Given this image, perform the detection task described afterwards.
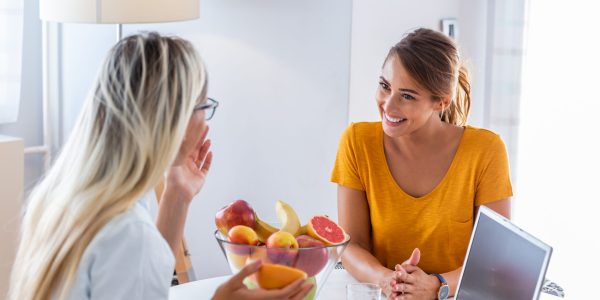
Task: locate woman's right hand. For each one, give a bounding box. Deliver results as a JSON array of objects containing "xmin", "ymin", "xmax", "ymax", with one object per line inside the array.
[
  {"xmin": 212, "ymin": 261, "xmax": 314, "ymax": 300},
  {"xmin": 378, "ymin": 269, "xmax": 403, "ymax": 299}
]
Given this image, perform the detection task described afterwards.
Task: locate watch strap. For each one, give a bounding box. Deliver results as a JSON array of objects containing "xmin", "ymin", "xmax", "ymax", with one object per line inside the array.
[
  {"xmin": 431, "ymin": 273, "xmax": 449, "ymax": 300},
  {"xmin": 431, "ymin": 273, "xmax": 447, "ymax": 285}
]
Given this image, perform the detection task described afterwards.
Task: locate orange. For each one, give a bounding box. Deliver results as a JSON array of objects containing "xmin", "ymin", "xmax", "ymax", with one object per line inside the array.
[{"xmin": 256, "ymin": 263, "xmax": 307, "ymax": 290}]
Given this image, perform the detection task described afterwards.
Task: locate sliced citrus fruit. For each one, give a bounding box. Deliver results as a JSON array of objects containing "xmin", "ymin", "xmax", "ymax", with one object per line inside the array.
[
  {"xmin": 256, "ymin": 263, "xmax": 307, "ymax": 290},
  {"xmin": 307, "ymin": 215, "xmax": 347, "ymax": 245}
]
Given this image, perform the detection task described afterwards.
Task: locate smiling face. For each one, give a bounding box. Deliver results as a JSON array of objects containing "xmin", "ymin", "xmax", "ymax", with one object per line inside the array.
[{"xmin": 376, "ymin": 54, "xmax": 448, "ymax": 138}]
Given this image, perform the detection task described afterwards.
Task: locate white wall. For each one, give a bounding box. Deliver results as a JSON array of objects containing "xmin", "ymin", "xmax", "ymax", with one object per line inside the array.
[
  {"xmin": 347, "ymin": 0, "xmax": 526, "ymax": 183},
  {"xmin": 349, "ymin": 0, "xmax": 457, "ymax": 122},
  {"xmin": 348, "ymin": 0, "xmax": 488, "ymax": 127},
  {"xmin": 457, "ymin": 0, "xmax": 488, "ymax": 127},
  {"xmin": 59, "ymin": 0, "xmax": 351, "ymax": 279}
]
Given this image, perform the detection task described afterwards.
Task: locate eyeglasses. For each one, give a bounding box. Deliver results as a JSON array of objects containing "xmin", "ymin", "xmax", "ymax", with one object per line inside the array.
[{"xmin": 194, "ymin": 97, "xmax": 219, "ymax": 120}]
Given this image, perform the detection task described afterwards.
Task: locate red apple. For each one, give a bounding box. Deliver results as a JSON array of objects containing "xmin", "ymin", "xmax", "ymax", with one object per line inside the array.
[
  {"xmin": 294, "ymin": 235, "xmax": 328, "ymax": 277},
  {"xmin": 266, "ymin": 231, "xmax": 298, "ymax": 266},
  {"xmin": 215, "ymin": 200, "xmax": 256, "ymax": 235}
]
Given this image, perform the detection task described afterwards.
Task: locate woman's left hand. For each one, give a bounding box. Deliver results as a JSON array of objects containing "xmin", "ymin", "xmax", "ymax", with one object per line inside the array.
[
  {"xmin": 165, "ymin": 125, "xmax": 213, "ymax": 203},
  {"xmin": 390, "ymin": 264, "xmax": 439, "ymax": 300}
]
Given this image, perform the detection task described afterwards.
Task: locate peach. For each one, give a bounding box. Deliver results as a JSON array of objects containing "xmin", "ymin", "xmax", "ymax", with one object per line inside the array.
[
  {"xmin": 294, "ymin": 235, "xmax": 328, "ymax": 277},
  {"xmin": 215, "ymin": 200, "xmax": 256, "ymax": 235},
  {"xmin": 266, "ymin": 231, "xmax": 298, "ymax": 266},
  {"xmin": 228, "ymin": 225, "xmax": 259, "ymax": 245},
  {"xmin": 226, "ymin": 225, "xmax": 259, "ymax": 256},
  {"xmin": 266, "ymin": 231, "xmax": 299, "ymax": 248}
]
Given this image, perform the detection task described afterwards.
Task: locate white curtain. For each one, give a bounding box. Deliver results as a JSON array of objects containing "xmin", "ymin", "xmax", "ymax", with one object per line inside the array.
[
  {"xmin": 517, "ymin": 0, "xmax": 600, "ymax": 297},
  {"xmin": 0, "ymin": 0, "xmax": 24, "ymax": 124},
  {"xmin": 483, "ymin": 0, "xmax": 527, "ymax": 183}
]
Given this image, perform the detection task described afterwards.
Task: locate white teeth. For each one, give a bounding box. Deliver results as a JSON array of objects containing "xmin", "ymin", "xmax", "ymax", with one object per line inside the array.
[{"xmin": 385, "ymin": 113, "xmax": 405, "ymax": 123}]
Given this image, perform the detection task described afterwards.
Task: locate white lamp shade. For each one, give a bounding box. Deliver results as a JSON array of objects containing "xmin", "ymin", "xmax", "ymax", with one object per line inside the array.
[{"xmin": 40, "ymin": 0, "xmax": 199, "ymax": 24}]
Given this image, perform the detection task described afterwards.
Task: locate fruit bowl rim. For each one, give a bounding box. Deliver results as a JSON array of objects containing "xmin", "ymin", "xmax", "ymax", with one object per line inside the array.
[{"xmin": 214, "ymin": 230, "xmax": 350, "ymax": 250}]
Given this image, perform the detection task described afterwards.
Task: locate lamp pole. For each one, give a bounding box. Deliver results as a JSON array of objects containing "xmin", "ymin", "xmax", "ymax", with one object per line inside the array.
[{"xmin": 117, "ymin": 23, "xmax": 122, "ymax": 41}]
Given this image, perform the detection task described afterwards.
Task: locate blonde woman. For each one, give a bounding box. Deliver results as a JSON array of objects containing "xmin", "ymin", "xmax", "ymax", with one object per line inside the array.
[{"xmin": 9, "ymin": 33, "xmax": 312, "ymax": 300}]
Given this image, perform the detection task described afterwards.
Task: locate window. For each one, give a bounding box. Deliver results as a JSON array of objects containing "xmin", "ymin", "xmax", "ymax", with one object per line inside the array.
[
  {"xmin": 517, "ymin": 0, "xmax": 600, "ymax": 297},
  {"xmin": 0, "ymin": 0, "xmax": 24, "ymax": 124}
]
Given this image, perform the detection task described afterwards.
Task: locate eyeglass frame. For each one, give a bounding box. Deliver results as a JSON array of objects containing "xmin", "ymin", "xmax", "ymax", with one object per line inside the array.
[{"xmin": 194, "ymin": 97, "xmax": 219, "ymax": 120}]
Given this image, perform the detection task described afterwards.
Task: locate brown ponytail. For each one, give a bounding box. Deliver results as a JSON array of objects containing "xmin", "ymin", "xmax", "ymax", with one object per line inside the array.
[
  {"xmin": 441, "ymin": 63, "xmax": 471, "ymax": 125},
  {"xmin": 387, "ymin": 28, "xmax": 472, "ymax": 126}
]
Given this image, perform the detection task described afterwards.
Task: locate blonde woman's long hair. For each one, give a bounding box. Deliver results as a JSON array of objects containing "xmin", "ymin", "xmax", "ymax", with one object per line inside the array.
[{"xmin": 9, "ymin": 32, "xmax": 207, "ymax": 300}]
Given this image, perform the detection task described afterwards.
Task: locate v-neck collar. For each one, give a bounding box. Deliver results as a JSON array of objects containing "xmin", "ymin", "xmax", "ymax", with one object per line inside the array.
[{"xmin": 378, "ymin": 124, "xmax": 469, "ymax": 200}]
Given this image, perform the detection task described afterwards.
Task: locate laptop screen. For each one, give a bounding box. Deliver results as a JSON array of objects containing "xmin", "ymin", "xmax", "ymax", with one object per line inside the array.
[{"xmin": 456, "ymin": 208, "xmax": 551, "ymax": 300}]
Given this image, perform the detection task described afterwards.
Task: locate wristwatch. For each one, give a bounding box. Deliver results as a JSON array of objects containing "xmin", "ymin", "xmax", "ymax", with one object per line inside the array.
[{"xmin": 431, "ymin": 273, "xmax": 450, "ymax": 300}]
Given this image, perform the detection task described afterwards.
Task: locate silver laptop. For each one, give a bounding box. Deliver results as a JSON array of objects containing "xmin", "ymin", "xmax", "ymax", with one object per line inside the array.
[{"xmin": 455, "ymin": 206, "xmax": 552, "ymax": 300}]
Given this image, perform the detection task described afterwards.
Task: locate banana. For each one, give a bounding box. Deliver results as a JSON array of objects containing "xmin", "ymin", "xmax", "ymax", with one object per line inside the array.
[
  {"xmin": 295, "ymin": 224, "xmax": 308, "ymax": 237},
  {"xmin": 255, "ymin": 215, "xmax": 279, "ymax": 243},
  {"xmin": 276, "ymin": 200, "xmax": 301, "ymax": 235}
]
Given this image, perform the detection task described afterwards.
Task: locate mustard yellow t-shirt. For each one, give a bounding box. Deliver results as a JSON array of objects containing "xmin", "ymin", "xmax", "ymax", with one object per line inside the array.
[{"xmin": 331, "ymin": 122, "xmax": 513, "ymax": 274}]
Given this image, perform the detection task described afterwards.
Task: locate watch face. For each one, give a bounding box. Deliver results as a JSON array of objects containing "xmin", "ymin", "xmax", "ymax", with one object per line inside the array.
[{"xmin": 439, "ymin": 285, "xmax": 450, "ymax": 300}]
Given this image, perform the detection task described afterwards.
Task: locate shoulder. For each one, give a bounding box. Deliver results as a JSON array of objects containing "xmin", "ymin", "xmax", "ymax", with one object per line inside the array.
[
  {"xmin": 69, "ymin": 202, "xmax": 174, "ymax": 299},
  {"xmin": 463, "ymin": 125, "xmax": 506, "ymax": 149},
  {"xmin": 461, "ymin": 126, "xmax": 509, "ymax": 165},
  {"xmin": 94, "ymin": 203, "xmax": 167, "ymax": 250},
  {"xmin": 348, "ymin": 121, "xmax": 381, "ymax": 135},
  {"xmin": 340, "ymin": 122, "xmax": 381, "ymax": 143},
  {"xmin": 85, "ymin": 202, "xmax": 174, "ymax": 282}
]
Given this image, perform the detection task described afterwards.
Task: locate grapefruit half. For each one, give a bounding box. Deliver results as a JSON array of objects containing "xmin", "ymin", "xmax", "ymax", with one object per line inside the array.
[{"xmin": 307, "ymin": 215, "xmax": 347, "ymax": 245}]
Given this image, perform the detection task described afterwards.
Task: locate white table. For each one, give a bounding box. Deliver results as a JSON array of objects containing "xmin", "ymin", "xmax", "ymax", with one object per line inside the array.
[
  {"xmin": 169, "ymin": 269, "xmax": 359, "ymax": 300},
  {"xmin": 169, "ymin": 269, "xmax": 558, "ymax": 300}
]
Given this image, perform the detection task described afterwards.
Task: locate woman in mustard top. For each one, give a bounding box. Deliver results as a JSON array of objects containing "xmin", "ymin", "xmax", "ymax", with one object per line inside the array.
[{"xmin": 331, "ymin": 28, "xmax": 512, "ymax": 300}]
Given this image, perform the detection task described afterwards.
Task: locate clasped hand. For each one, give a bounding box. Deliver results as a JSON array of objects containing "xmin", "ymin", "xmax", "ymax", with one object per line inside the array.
[{"xmin": 380, "ymin": 248, "xmax": 440, "ymax": 300}]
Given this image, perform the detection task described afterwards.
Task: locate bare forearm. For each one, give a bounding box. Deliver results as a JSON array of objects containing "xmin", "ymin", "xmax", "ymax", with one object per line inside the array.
[
  {"xmin": 342, "ymin": 243, "xmax": 391, "ymax": 284},
  {"xmin": 156, "ymin": 188, "xmax": 190, "ymax": 255},
  {"xmin": 441, "ymin": 267, "xmax": 462, "ymax": 296}
]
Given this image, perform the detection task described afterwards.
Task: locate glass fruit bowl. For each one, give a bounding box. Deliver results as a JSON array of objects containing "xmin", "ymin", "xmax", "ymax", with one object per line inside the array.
[{"xmin": 215, "ymin": 230, "xmax": 350, "ymax": 300}]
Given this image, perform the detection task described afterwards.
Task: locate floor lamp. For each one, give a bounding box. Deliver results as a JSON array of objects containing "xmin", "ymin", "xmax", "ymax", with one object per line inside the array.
[
  {"xmin": 31, "ymin": 0, "xmax": 199, "ymax": 169},
  {"xmin": 35, "ymin": 0, "xmax": 200, "ymax": 283}
]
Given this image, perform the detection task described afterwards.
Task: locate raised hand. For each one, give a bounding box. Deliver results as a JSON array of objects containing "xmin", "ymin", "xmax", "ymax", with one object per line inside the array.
[
  {"xmin": 165, "ymin": 125, "xmax": 213, "ymax": 203},
  {"xmin": 157, "ymin": 124, "xmax": 212, "ymax": 255}
]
